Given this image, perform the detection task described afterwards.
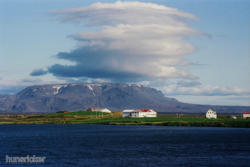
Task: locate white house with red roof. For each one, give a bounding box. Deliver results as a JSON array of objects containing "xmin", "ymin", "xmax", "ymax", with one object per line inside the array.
[
  {"xmin": 243, "ymin": 112, "xmax": 250, "ymax": 119},
  {"xmin": 122, "ymin": 109, "xmax": 157, "ymax": 118}
]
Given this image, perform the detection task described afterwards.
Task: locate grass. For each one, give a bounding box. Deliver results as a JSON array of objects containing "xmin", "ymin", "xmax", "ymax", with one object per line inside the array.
[
  {"xmin": 0, "ymin": 111, "xmax": 249, "ymax": 128},
  {"xmin": 47, "ymin": 111, "xmax": 110, "ymax": 116}
]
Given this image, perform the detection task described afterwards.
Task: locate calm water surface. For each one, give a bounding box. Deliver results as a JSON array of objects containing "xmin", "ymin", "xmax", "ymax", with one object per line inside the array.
[{"xmin": 0, "ymin": 125, "xmax": 249, "ymax": 167}]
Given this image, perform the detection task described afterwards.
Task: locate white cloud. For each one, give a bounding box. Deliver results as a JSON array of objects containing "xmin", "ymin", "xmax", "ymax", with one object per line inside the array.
[
  {"xmin": 174, "ymin": 95, "xmax": 250, "ymax": 106},
  {"xmin": 0, "ymin": 77, "xmax": 61, "ymax": 94},
  {"xmin": 72, "ymin": 24, "xmax": 199, "ymax": 57},
  {"xmin": 157, "ymin": 81, "xmax": 250, "ymax": 96},
  {"xmin": 52, "ymin": 1, "xmax": 197, "ymax": 26},
  {"xmin": 173, "ymin": 85, "xmax": 249, "ymax": 96},
  {"xmin": 28, "ymin": 1, "xmax": 249, "ymax": 106},
  {"xmin": 42, "ymin": 1, "xmax": 201, "ymax": 80},
  {"xmin": 138, "ymin": 79, "xmax": 249, "ymax": 97}
]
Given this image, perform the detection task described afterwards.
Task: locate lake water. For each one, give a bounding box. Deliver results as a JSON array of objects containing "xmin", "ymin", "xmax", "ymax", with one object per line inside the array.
[{"xmin": 0, "ymin": 125, "xmax": 249, "ymax": 167}]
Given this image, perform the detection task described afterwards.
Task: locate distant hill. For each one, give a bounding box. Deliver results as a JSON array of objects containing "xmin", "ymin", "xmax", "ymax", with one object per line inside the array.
[{"xmin": 0, "ymin": 83, "xmax": 249, "ymax": 113}]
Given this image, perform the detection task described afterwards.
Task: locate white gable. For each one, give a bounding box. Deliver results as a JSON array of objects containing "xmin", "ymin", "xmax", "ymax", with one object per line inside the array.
[{"xmin": 206, "ymin": 109, "xmax": 217, "ymax": 119}]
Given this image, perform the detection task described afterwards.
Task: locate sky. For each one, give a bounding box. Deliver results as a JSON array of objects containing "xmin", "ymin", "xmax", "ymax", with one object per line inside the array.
[{"xmin": 0, "ymin": 0, "xmax": 249, "ymax": 106}]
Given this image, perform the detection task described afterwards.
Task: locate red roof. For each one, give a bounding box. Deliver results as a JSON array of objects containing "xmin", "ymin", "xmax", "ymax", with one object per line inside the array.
[
  {"xmin": 243, "ymin": 112, "xmax": 250, "ymax": 114},
  {"xmin": 139, "ymin": 109, "xmax": 157, "ymax": 112},
  {"xmin": 140, "ymin": 109, "xmax": 149, "ymax": 112}
]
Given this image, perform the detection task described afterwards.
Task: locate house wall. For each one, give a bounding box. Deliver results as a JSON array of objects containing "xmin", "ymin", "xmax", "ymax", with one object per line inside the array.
[
  {"xmin": 100, "ymin": 109, "xmax": 112, "ymax": 113},
  {"xmin": 243, "ymin": 114, "xmax": 250, "ymax": 119},
  {"xmin": 122, "ymin": 112, "xmax": 131, "ymax": 118},
  {"xmin": 139, "ymin": 112, "xmax": 157, "ymax": 117},
  {"xmin": 130, "ymin": 112, "xmax": 139, "ymax": 118},
  {"xmin": 206, "ymin": 110, "xmax": 217, "ymax": 119},
  {"xmin": 122, "ymin": 111, "xmax": 157, "ymax": 118},
  {"xmin": 88, "ymin": 108, "xmax": 111, "ymax": 113}
]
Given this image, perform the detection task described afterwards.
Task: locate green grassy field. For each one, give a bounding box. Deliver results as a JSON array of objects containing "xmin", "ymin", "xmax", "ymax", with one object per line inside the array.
[
  {"xmin": 47, "ymin": 111, "xmax": 111, "ymax": 116},
  {"xmin": 0, "ymin": 111, "xmax": 249, "ymax": 128}
]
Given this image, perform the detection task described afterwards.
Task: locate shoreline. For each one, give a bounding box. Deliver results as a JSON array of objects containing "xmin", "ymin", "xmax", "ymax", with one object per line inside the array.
[
  {"xmin": 0, "ymin": 111, "xmax": 249, "ymax": 128},
  {"xmin": 0, "ymin": 118, "xmax": 249, "ymax": 128}
]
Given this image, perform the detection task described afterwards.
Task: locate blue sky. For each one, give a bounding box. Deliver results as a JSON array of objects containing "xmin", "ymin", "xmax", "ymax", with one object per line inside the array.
[{"xmin": 0, "ymin": 0, "xmax": 249, "ymax": 106}]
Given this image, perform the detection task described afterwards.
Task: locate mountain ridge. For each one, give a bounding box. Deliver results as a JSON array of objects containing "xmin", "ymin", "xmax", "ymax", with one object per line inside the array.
[{"xmin": 0, "ymin": 83, "xmax": 249, "ymax": 113}]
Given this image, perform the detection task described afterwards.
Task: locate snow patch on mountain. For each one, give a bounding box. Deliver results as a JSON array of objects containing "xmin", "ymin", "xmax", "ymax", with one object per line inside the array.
[
  {"xmin": 87, "ymin": 84, "xmax": 93, "ymax": 91},
  {"xmin": 52, "ymin": 85, "xmax": 68, "ymax": 95},
  {"xmin": 87, "ymin": 84, "xmax": 95, "ymax": 96}
]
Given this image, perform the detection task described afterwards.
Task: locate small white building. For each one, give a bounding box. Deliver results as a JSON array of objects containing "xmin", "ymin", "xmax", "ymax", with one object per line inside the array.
[
  {"xmin": 231, "ymin": 115, "xmax": 237, "ymax": 120},
  {"xmin": 243, "ymin": 112, "xmax": 250, "ymax": 119},
  {"xmin": 206, "ymin": 109, "xmax": 217, "ymax": 119},
  {"xmin": 122, "ymin": 110, "xmax": 135, "ymax": 118},
  {"xmin": 88, "ymin": 108, "xmax": 112, "ymax": 113},
  {"xmin": 122, "ymin": 109, "xmax": 157, "ymax": 118}
]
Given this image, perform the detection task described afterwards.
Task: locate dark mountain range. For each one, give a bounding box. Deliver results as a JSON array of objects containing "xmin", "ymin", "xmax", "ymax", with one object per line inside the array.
[{"xmin": 0, "ymin": 83, "xmax": 249, "ymax": 113}]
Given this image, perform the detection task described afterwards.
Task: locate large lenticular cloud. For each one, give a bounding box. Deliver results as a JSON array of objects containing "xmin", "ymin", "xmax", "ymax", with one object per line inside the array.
[{"xmin": 31, "ymin": 1, "xmax": 201, "ymax": 81}]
